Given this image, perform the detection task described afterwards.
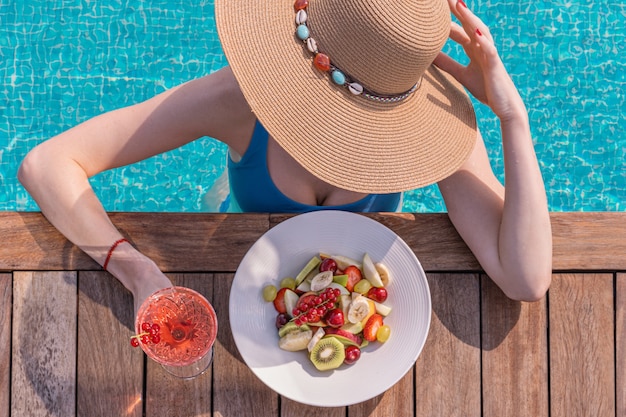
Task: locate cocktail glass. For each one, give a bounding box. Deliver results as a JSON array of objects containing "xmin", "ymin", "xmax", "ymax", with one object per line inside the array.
[{"xmin": 135, "ymin": 286, "xmax": 218, "ymax": 379}]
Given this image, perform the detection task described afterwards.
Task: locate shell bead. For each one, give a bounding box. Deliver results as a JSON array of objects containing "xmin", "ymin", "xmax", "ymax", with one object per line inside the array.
[
  {"xmin": 313, "ymin": 53, "xmax": 331, "ymax": 72},
  {"xmin": 295, "ymin": 10, "xmax": 308, "ymax": 25},
  {"xmin": 306, "ymin": 37, "xmax": 318, "ymax": 53},
  {"xmin": 331, "ymin": 70, "xmax": 346, "ymax": 85},
  {"xmin": 296, "ymin": 24, "xmax": 310, "ymax": 41},
  {"xmin": 348, "ymin": 83, "xmax": 364, "ymax": 95}
]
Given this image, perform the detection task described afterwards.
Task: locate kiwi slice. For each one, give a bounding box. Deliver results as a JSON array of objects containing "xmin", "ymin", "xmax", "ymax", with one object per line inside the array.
[
  {"xmin": 278, "ymin": 322, "xmax": 310, "ymax": 338},
  {"xmin": 309, "ymin": 336, "xmax": 345, "ymax": 371}
]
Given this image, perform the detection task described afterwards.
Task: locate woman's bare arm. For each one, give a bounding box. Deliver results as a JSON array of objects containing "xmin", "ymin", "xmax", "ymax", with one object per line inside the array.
[
  {"xmin": 436, "ymin": 0, "xmax": 552, "ymax": 301},
  {"xmin": 18, "ymin": 67, "xmax": 254, "ymax": 311}
]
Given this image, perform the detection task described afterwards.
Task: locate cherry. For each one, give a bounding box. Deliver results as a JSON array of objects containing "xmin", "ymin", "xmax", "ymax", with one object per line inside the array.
[
  {"xmin": 367, "ymin": 287, "xmax": 388, "ymax": 303},
  {"xmin": 344, "ymin": 345, "xmax": 361, "ymax": 365},
  {"xmin": 324, "ymin": 308, "xmax": 345, "ymax": 328},
  {"xmin": 319, "ymin": 258, "xmax": 338, "ymax": 273}
]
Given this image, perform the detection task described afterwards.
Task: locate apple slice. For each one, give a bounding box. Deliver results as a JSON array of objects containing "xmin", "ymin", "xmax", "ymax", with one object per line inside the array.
[
  {"xmin": 372, "ymin": 300, "xmax": 392, "ymax": 317},
  {"xmin": 362, "ymin": 253, "xmax": 384, "ymax": 288},
  {"xmin": 323, "ymin": 327, "xmax": 363, "ymax": 347},
  {"xmin": 283, "ymin": 289, "xmax": 300, "ymax": 318}
]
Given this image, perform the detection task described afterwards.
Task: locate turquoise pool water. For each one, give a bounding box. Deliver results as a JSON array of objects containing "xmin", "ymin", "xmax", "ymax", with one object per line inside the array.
[{"xmin": 1, "ymin": 0, "xmax": 624, "ymax": 212}]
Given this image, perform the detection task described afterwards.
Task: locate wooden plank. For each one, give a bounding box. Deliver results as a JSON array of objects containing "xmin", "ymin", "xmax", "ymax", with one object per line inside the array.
[
  {"xmin": 212, "ymin": 273, "xmax": 279, "ymax": 416},
  {"xmin": 282, "ymin": 399, "xmax": 345, "ymax": 417},
  {"xmin": 0, "ymin": 274, "xmax": 11, "ymax": 417},
  {"xmin": 76, "ymin": 271, "xmax": 143, "ymax": 416},
  {"xmin": 414, "ymin": 273, "xmax": 481, "ymax": 417},
  {"xmin": 481, "ymin": 276, "xmax": 549, "ymax": 417},
  {"xmin": 4, "ymin": 212, "xmax": 626, "ymax": 272},
  {"xmin": 549, "ymin": 273, "xmax": 615, "ymax": 417},
  {"xmin": 348, "ymin": 370, "xmax": 413, "ymax": 417},
  {"xmin": 550, "ymin": 213, "xmax": 626, "ymax": 270},
  {"xmin": 145, "ymin": 274, "xmax": 213, "ymax": 417},
  {"xmin": 0, "ymin": 212, "xmax": 269, "ymax": 272},
  {"xmin": 617, "ymin": 273, "xmax": 625, "ymax": 417},
  {"xmin": 11, "ymin": 271, "xmax": 77, "ymax": 417}
]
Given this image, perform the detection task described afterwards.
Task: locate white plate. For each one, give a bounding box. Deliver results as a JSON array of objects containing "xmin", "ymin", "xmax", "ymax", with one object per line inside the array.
[{"xmin": 229, "ymin": 211, "xmax": 431, "ymax": 407}]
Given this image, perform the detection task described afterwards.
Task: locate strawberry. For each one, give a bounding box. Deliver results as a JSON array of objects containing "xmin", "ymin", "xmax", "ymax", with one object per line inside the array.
[
  {"xmin": 363, "ymin": 313, "xmax": 384, "ymax": 342},
  {"xmin": 273, "ymin": 287, "xmax": 289, "ymax": 313},
  {"xmin": 343, "ymin": 265, "xmax": 362, "ymax": 292}
]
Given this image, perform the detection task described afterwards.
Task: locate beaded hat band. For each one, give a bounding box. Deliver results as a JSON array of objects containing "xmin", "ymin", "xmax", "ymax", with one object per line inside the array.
[
  {"xmin": 294, "ymin": 0, "xmax": 420, "ymax": 104},
  {"xmin": 215, "ymin": 0, "xmax": 477, "ymax": 194}
]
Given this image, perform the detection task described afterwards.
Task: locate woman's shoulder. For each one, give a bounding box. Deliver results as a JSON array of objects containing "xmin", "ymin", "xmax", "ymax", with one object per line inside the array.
[{"xmin": 188, "ymin": 67, "xmax": 257, "ymax": 149}]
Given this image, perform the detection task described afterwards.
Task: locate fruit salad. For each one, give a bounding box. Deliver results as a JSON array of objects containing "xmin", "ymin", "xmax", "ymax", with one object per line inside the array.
[{"xmin": 263, "ymin": 253, "xmax": 392, "ymax": 371}]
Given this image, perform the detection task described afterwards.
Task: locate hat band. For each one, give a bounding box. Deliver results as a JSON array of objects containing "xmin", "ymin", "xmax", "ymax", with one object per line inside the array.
[{"xmin": 294, "ymin": 0, "xmax": 420, "ymax": 104}]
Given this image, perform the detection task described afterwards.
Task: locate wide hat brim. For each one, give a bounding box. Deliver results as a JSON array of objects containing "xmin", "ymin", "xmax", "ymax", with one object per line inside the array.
[{"xmin": 215, "ymin": 0, "xmax": 477, "ymax": 194}]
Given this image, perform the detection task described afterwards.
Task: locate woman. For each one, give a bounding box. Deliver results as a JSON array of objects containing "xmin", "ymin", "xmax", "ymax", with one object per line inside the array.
[{"xmin": 18, "ymin": 0, "xmax": 552, "ymax": 317}]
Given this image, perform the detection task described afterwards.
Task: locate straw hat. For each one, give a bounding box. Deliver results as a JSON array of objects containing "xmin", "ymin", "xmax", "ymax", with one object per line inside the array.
[{"xmin": 215, "ymin": 0, "xmax": 477, "ymax": 194}]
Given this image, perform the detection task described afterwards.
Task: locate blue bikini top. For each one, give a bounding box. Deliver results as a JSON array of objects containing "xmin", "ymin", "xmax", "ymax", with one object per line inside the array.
[{"xmin": 227, "ymin": 120, "xmax": 402, "ymax": 213}]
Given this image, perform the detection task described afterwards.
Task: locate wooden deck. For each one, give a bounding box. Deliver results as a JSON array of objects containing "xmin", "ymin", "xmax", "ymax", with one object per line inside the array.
[{"xmin": 1, "ymin": 212, "xmax": 624, "ymax": 417}]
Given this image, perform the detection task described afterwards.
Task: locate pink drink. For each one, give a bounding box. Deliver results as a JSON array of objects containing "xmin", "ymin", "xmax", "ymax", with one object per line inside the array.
[{"xmin": 136, "ymin": 287, "xmax": 217, "ymax": 368}]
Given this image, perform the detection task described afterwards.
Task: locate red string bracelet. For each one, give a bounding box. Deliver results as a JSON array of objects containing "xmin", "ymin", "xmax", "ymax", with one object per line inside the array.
[{"xmin": 103, "ymin": 238, "xmax": 130, "ymax": 271}]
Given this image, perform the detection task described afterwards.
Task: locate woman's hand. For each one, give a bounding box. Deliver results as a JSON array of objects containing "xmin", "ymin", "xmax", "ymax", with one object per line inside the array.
[{"xmin": 434, "ymin": 0, "xmax": 526, "ymax": 122}]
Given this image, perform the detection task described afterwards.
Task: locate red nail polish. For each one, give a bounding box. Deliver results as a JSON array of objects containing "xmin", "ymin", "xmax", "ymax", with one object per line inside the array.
[
  {"xmin": 476, "ymin": 28, "xmax": 483, "ymax": 36},
  {"xmin": 458, "ymin": 0, "xmax": 468, "ymax": 8}
]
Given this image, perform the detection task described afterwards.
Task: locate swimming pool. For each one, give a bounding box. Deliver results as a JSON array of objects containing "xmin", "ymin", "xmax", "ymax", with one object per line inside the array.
[{"xmin": 1, "ymin": 0, "xmax": 624, "ymax": 212}]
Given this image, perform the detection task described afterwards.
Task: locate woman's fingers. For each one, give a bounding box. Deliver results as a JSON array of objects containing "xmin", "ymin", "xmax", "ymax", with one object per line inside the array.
[
  {"xmin": 432, "ymin": 51, "xmax": 464, "ymax": 81},
  {"xmin": 449, "ymin": 21, "xmax": 471, "ymax": 46},
  {"xmin": 450, "ymin": 0, "xmax": 494, "ymax": 43}
]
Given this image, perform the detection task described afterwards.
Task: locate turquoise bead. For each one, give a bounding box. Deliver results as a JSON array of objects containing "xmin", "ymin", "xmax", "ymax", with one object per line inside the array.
[
  {"xmin": 296, "ymin": 25, "xmax": 309, "ymax": 41},
  {"xmin": 331, "ymin": 70, "xmax": 346, "ymax": 85}
]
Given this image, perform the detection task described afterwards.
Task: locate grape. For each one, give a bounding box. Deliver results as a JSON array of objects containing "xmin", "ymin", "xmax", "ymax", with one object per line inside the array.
[
  {"xmin": 376, "ymin": 325, "xmax": 391, "ymax": 343},
  {"xmin": 354, "ymin": 279, "xmax": 372, "ymax": 294},
  {"xmin": 280, "ymin": 277, "xmax": 296, "ymax": 290},
  {"xmin": 275, "ymin": 313, "xmax": 289, "ymax": 328},
  {"xmin": 262, "ymin": 285, "xmax": 278, "ymax": 302}
]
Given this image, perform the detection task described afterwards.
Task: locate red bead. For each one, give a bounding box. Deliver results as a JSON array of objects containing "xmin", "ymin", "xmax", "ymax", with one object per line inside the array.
[
  {"xmin": 294, "ymin": 0, "xmax": 308, "ymax": 11},
  {"xmin": 313, "ymin": 53, "xmax": 331, "ymax": 72}
]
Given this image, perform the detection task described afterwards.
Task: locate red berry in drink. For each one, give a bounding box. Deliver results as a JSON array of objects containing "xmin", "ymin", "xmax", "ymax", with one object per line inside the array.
[
  {"xmin": 142, "ymin": 322, "xmax": 151, "ymax": 331},
  {"xmin": 151, "ymin": 323, "xmax": 160, "ymax": 332},
  {"xmin": 344, "ymin": 345, "xmax": 361, "ymax": 364},
  {"xmin": 141, "ymin": 335, "xmax": 150, "ymax": 344},
  {"xmin": 367, "ymin": 287, "xmax": 388, "ymax": 303},
  {"xmin": 324, "ymin": 308, "xmax": 345, "ymax": 328},
  {"xmin": 150, "ymin": 334, "xmax": 161, "ymax": 344},
  {"xmin": 130, "ymin": 337, "xmax": 140, "ymax": 348},
  {"xmin": 319, "ymin": 258, "xmax": 338, "ymax": 273}
]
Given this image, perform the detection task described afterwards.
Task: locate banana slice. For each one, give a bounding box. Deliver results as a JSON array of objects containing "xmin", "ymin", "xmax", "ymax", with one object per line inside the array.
[
  {"xmin": 278, "ymin": 329, "xmax": 313, "ymax": 352},
  {"xmin": 375, "ymin": 262, "xmax": 392, "ymax": 286},
  {"xmin": 347, "ymin": 295, "xmax": 370, "ymax": 323},
  {"xmin": 307, "ymin": 327, "xmax": 326, "ymax": 352},
  {"xmin": 310, "ymin": 271, "xmax": 334, "ymax": 291}
]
